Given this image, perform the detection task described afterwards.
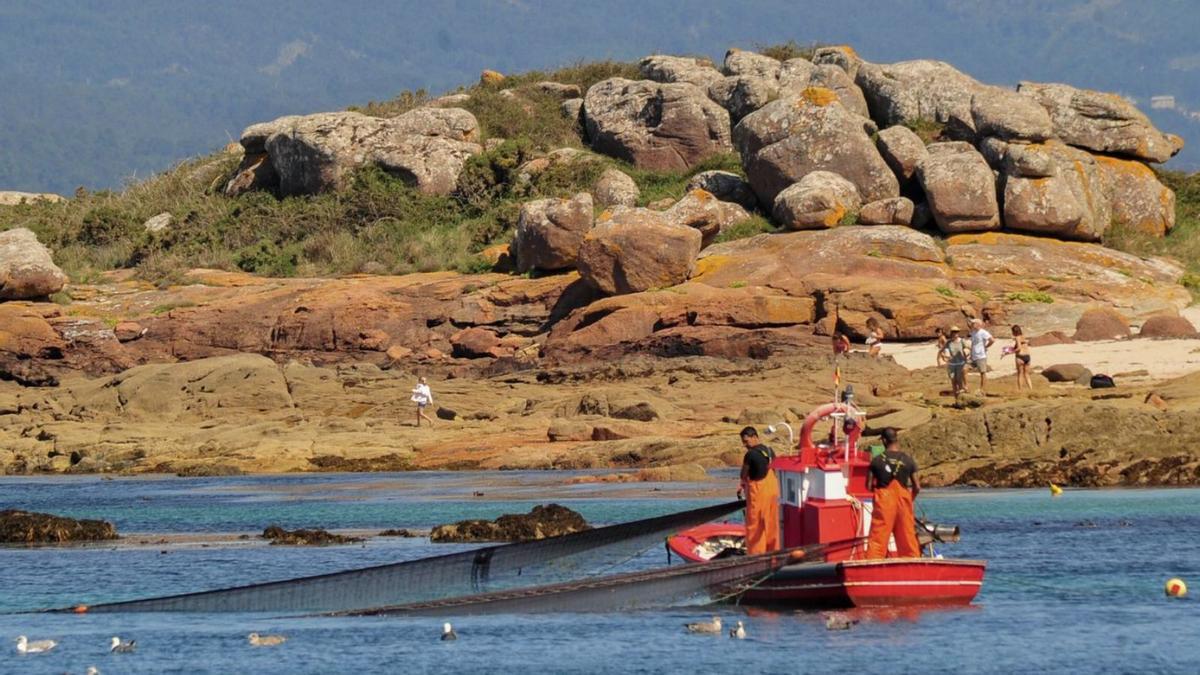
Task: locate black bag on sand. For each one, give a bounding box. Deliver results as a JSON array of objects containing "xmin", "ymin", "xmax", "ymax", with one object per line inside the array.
[{"xmin": 1090, "ymin": 374, "xmax": 1115, "ymax": 389}]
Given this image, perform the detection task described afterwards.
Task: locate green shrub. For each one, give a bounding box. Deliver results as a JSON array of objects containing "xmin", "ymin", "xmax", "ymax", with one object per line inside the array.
[
  {"xmin": 904, "ymin": 118, "xmax": 946, "ymax": 145},
  {"xmin": 1006, "ymin": 291, "xmax": 1054, "ymax": 304},
  {"xmin": 935, "ymin": 285, "xmax": 957, "ymax": 298},
  {"xmin": 714, "ymin": 215, "xmax": 775, "ymax": 244}
]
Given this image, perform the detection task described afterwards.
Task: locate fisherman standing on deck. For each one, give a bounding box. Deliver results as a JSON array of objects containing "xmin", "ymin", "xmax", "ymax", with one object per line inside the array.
[
  {"xmin": 738, "ymin": 427, "xmax": 780, "ymax": 554},
  {"xmin": 865, "ymin": 427, "xmax": 921, "ymax": 560}
]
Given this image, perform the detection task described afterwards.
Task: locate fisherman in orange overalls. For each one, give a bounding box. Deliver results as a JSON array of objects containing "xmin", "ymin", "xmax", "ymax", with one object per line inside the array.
[
  {"xmin": 866, "ymin": 427, "xmax": 922, "ymax": 559},
  {"xmin": 738, "ymin": 427, "xmax": 780, "ymax": 555}
]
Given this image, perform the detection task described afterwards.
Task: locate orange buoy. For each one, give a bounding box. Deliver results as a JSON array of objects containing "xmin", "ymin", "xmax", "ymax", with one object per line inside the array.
[
  {"xmin": 1165, "ymin": 578, "xmax": 1188, "ymax": 598},
  {"xmin": 72, "ymin": 604, "xmax": 89, "ymax": 614}
]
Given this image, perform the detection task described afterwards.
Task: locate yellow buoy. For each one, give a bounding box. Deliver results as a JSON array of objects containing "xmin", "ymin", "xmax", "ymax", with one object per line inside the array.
[
  {"xmin": 1049, "ymin": 483, "xmax": 1063, "ymax": 497},
  {"xmin": 1165, "ymin": 578, "xmax": 1187, "ymax": 598}
]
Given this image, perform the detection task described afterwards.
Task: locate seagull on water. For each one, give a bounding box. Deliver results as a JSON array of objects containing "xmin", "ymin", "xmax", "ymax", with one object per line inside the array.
[
  {"xmin": 441, "ymin": 623, "xmax": 458, "ymax": 641},
  {"xmin": 110, "ymin": 636, "xmax": 136, "ymax": 653},
  {"xmin": 824, "ymin": 612, "xmax": 859, "ymax": 631},
  {"xmin": 15, "ymin": 635, "xmax": 57, "ymax": 654},
  {"xmin": 729, "ymin": 621, "xmax": 746, "ymax": 639},
  {"xmin": 87, "ymin": 667, "xmax": 101, "ymax": 675},
  {"xmin": 247, "ymin": 633, "xmax": 287, "ymax": 646},
  {"xmin": 684, "ymin": 616, "xmax": 722, "ymax": 634}
]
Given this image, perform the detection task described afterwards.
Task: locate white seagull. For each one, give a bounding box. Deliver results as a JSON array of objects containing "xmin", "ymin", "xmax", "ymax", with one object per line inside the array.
[
  {"xmin": 441, "ymin": 622, "xmax": 458, "ymax": 641},
  {"xmin": 247, "ymin": 632, "xmax": 287, "ymax": 646},
  {"xmin": 729, "ymin": 620, "xmax": 746, "ymax": 639},
  {"xmin": 684, "ymin": 616, "xmax": 722, "ymax": 634},
  {"xmin": 87, "ymin": 667, "xmax": 101, "ymax": 675},
  {"xmin": 15, "ymin": 635, "xmax": 57, "ymax": 654},
  {"xmin": 110, "ymin": 636, "xmax": 137, "ymax": 653}
]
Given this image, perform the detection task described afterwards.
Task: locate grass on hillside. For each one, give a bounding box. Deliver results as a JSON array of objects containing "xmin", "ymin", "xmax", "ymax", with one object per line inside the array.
[
  {"xmin": 1105, "ymin": 169, "xmax": 1200, "ymax": 298},
  {"xmin": 0, "ymin": 55, "xmax": 753, "ymax": 284}
]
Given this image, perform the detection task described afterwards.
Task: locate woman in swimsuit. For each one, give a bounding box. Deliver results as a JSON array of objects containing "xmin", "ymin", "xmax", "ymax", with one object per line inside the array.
[
  {"xmin": 1011, "ymin": 325, "xmax": 1032, "ymax": 390},
  {"xmin": 865, "ymin": 318, "xmax": 884, "ymax": 359},
  {"xmin": 935, "ymin": 326, "xmax": 948, "ymax": 367}
]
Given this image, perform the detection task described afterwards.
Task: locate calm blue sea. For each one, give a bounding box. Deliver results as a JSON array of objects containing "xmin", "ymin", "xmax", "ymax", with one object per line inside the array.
[{"xmin": 1, "ymin": 473, "xmax": 1198, "ymax": 674}]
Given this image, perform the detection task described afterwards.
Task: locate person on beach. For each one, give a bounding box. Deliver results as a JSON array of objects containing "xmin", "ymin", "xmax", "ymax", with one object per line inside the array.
[
  {"xmin": 969, "ymin": 319, "xmax": 994, "ymax": 394},
  {"xmin": 411, "ymin": 376, "xmax": 435, "ymax": 427},
  {"xmin": 865, "ymin": 427, "xmax": 921, "ymax": 560},
  {"xmin": 832, "ymin": 332, "xmax": 851, "ymax": 357},
  {"xmin": 737, "ymin": 427, "xmax": 779, "ymax": 555},
  {"xmin": 865, "ymin": 318, "xmax": 884, "ymax": 359},
  {"xmin": 1008, "ymin": 325, "xmax": 1033, "ymax": 390},
  {"xmin": 935, "ymin": 326, "xmax": 948, "ymax": 367},
  {"xmin": 941, "ymin": 325, "xmax": 969, "ymax": 396}
]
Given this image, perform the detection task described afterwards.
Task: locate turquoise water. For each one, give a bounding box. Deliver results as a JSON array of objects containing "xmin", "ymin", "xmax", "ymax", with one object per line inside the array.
[{"xmin": 2, "ymin": 474, "xmax": 1199, "ymax": 673}]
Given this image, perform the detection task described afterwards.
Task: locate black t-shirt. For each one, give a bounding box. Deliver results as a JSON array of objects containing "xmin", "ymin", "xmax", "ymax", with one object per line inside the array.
[
  {"xmin": 742, "ymin": 444, "xmax": 775, "ymax": 481},
  {"xmin": 869, "ymin": 450, "xmax": 918, "ymax": 489}
]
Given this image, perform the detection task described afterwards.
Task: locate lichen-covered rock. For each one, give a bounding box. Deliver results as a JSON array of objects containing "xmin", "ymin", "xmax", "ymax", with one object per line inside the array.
[
  {"xmin": 583, "ymin": 78, "xmax": 732, "ymax": 171},
  {"xmin": 512, "ymin": 193, "xmax": 595, "ymax": 272},
  {"xmin": 430, "ymin": 504, "xmax": 590, "ymax": 542},
  {"xmin": 0, "ymin": 191, "xmax": 65, "ymax": 206},
  {"xmin": 859, "ymin": 197, "xmax": 915, "ymax": 225},
  {"xmin": 807, "ymin": 64, "xmax": 870, "ymax": 118},
  {"xmin": 708, "ymin": 75, "xmax": 779, "ymax": 122},
  {"xmin": 811, "ymin": 46, "xmax": 864, "ymax": 79},
  {"xmin": 577, "ymin": 209, "xmax": 702, "ymax": 295},
  {"xmin": 875, "ymin": 125, "xmax": 928, "ymax": 193},
  {"xmin": 1094, "ymin": 155, "xmax": 1175, "ymax": 237},
  {"xmin": 592, "ymin": 168, "xmax": 639, "ymax": 208},
  {"xmin": 772, "ymin": 171, "xmax": 862, "ymax": 230},
  {"xmin": 0, "ymin": 510, "xmax": 117, "ymax": 543},
  {"xmin": 1002, "ymin": 141, "xmax": 1112, "ymax": 241},
  {"xmin": 561, "ymin": 97, "xmax": 584, "ymax": 123},
  {"xmin": 1017, "ymin": 81, "xmax": 1183, "ymax": 163},
  {"xmin": 856, "ymin": 60, "xmax": 985, "ymax": 139},
  {"xmin": 232, "ymin": 110, "xmax": 482, "ymax": 196},
  {"xmin": 664, "ymin": 189, "xmax": 751, "ymax": 246},
  {"xmin": 142, "ymin": 212, "xmax": 172, "ymax": 234},
  {"xmin": 0, "ymin": 228, "xmax": 68, "ymax": 300},
  {"xmin": 638, "ymin": 55, "xmax": 723, "ymax": 88},
  {"xmin": 916, "ymin": 142, "xmax": 999, "ymax": 233},
  {"xmin": 685, "ymin": 170, "xmax": 757, "ymax": 209},
  {"xmin": 970, "ymin": 87, "xmax": 1053, "ymax": 141},
  {"xmin": 735, "ymin": 88, "xmax": 898, "ymax": 206},
  {"xmin": 722, "ymin": 49, "xmax": 782, "ymax": 79}
]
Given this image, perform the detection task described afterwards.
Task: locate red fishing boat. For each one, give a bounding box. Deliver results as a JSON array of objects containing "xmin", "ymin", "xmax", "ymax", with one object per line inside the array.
[{"xmin": 668, "ymin": 399, "xmax": 986, "ymax": 608}]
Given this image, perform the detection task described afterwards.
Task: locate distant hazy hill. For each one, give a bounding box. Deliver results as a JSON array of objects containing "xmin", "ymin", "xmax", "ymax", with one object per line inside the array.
[{"xmin": 2, "ymin": 0, "xmax": 1197, "ymax": 193}]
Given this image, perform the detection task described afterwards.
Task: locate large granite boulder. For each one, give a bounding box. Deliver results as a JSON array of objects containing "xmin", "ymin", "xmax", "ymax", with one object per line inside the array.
[
  {"xmin": 856, "ymin": 60, "xmax": 984, "ymax": 139},
  {"xmin": 970, "ymin": 87, "xmax": 1053, "ymax": 142},
  {"xmin": 723, "ymin": 49, "xmax": 782, "ymax": 79},
  {"xmin": 227, "ymin": 109, "xmax": 482, "ymax": 196},
  {"xmin": 916, "ymin": 142, "xmax": 1000, "ymax": 233},
  {"xmin": 0, "ymin": 228, "xmax": 68, "ymax": 300},
  {"xmin": 513, "ymin": 193, "xmax": 595, "ymax": 273},
  {"xmin": 808, "ymin": 64, "xmax": 870, "ymax": 118},
  {"xmin": 577, "ymin": 209, "xmax": 702, "ymax": 295},
  {"xmin": 1073, "ymin": 306, "xmax": 1130, "ymax": 342},
  {"xmin": 811, "ymin": 46, "xmax": 864, "ymax": 79},
  {"xmin": 638, "ymin": 55, "xmax": 724, "ymax": 88},
  {"xmin": 1138, "ymin": 313, "xmax": 1199, "ymax": 339},
  {"xmin": 875, "ymin": 125, "xmax": 928, "ymax": 194},
  {"xmin": 859, "ymin": 197, "xmax": 915, "ymax": 226},
  {"xmin": 685, "ymin": 170, "xmax": 757, "ymax": 209},
  {"xmin": 583, "ymin": 78, "xmax": 732, "ymax": 171},
  {"xmin": 734, "ymin": 88, "xmax": 898, "ymax": 206},
  {"xmin": 1094, "ymin": 155, "xmax": 1176, "ymax": 237},
  {"xmin": 592, "ymin": 168, "xmax": 640, "ymax": 208},
  {"xmin": 772, "ymin": 171, "xmax": 862, "ymax": 230},
  {"xmin": 1000, "ymin": 140, "xmax": 1113, "ymax": 241},
  {"xmin": 708, "ymin": 74, "xmax": 780, "ymax": 122},
  {"xmin": 664, "ymin": 189, "xmax": 752, "ymax": 246},
  {"xmin": 1017, "ymin": 82, "xmax": 1183, "ymax": 163}
]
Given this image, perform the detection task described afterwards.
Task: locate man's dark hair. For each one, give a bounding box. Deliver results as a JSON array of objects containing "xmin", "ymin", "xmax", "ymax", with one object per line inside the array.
[
  {"xmin": 740, "ymin": 426, "xmax": 759, "ymax": 439},
  {"xmin": 881, "ymin": 427, "xmax": 899, "ymax": 446}
]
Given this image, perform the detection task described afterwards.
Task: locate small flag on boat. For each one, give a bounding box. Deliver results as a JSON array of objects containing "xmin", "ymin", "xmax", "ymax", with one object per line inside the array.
[{"xmin": 834, "ymin": 366, "xmax": 841, "ymax": 387}]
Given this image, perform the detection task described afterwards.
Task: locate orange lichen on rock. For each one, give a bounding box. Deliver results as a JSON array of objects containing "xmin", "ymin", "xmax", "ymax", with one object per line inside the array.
[{"xmin": 798, "ymin": 87, "xmax": 839, "ymax": 107}]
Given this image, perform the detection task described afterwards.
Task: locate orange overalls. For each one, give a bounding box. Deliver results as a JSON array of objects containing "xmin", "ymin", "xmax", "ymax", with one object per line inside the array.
[
  {"xmin": 866, "ymin": 477, "xmax": 921, "ymax": 559},
  {"xmin": 744, "ymin": 468, "xmax": 780, "ymax": 555}
]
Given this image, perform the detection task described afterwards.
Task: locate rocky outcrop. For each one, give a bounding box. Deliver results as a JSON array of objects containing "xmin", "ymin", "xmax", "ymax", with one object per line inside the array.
[
  {"xmin": 0, "ymin": 228, "xmax": 68, "ymax": 300},
  {"xmin": 592, "ymin": 168, "xmax": 639, "ymax": 208},
  {"xmin": 262, "ymin": 525, "xmax": 364, "ymax": 546},
  {"xmin": 772, "ymin": 171, "xmax": 862, "ymax": 230},
  {"xmin": 1017, "ymin": 81, "xmax": 1183, "ymax": 162},
  {"xmin": 735, "ymin": 88, "xmax": 898, "ymax": 206},
  {"xmin": 638, "ymin": 55, "xmax": 723, "ymax": 88},
  {"xmin": 856, "ymin": 60, "xmax": 984, "ymax": 139},
  {"xmin": 0, "ymin": 192, "xmax": 66, "ymax": 206},
  {"xmin": 999, "ymin": 141, "xmax": 1113, "ymax": 241},
  {"xmin": 226, "ymin": 109, "xmax": 482, "ymax": 196},
  {"xmin": 723, "ymin": 49, "xmax": 782, "ymax": 79},
  {"xmin": 583, "ymin": 78, "xmax": 732, "ymax": 171},
  {"xmin": 812, "ymin": 46, "xmax": 864, "ymax": 79},
  {"xmin": 808, "ymin": 64, "xmax": 870, "ymax": 118},
  {"xmin": 664, "ymin": 189, "xmax": 751, "ymax": 246},
  {"xmin": 858, "ymin": 197, "xmax": 914, "ymax": 226},
  {"xmin": 685, "ymin": 170, "xmax": 757, "ymax": 209},
  {"xmin": 916, "ymin": 142, "xmax": 999, "ymax": 233},
  {"xmin": 0, "ymin": 510, "xmax": 117, "ymax": 543},
  {"xmin": 512, "ymin": 193, "xmax": 595, "ymax": 273},
  {"xmin": 430, "ymin": 504, "xmax": 590, "ymax": 542},
  {"xmin": 875, "ymin": 125, "xmax": 928, "ymax": 195},
  {"xmin": 708, "ymin": 74, "xmax": 780, "ymax": 123},
  {"xmin": 1095, "ymin": 155, "xmax": 1176, "ymax": 237},
  {"xmin": 969, "ymin": 87, "xmax": 1053, "ymax": 142},
  {"xmin": 577, "ymin": 208, "xmax": 702, "ymax": 294}
]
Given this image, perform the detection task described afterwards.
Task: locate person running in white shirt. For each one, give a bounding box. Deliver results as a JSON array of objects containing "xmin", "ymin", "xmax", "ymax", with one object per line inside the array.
[
  {"xmin": 969, "ymin": 319, "xmax": 994, "ymax": 394},
  {"xmin": 411, "ymin": 376, "xmax": 435, "ymax": 427}
]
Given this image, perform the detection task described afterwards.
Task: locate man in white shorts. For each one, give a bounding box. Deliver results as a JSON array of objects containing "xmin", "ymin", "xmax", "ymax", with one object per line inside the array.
[{"xmin": 969, "ymin": 319, "xmax": 994, "ymax": 394}]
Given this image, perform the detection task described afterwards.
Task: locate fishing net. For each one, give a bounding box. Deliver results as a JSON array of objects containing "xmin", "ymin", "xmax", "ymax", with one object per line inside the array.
[
  {"xmin": 72, "ymin": 501, "xmax": 744, "ymax": 613},
  {"xmin": 329, "ymin": 545, "xmax": 824, "ymax": 616}
]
